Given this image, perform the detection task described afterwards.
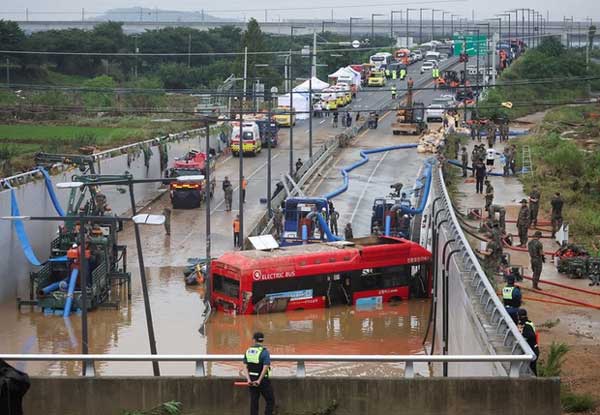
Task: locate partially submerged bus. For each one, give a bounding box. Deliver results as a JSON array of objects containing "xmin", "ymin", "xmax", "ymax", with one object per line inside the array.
[{"xmin": 210, "ymin": 236, "xmax": 432, "ymax": 314}]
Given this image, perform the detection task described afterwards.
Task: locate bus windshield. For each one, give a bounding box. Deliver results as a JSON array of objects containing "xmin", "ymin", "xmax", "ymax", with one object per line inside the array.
[{"xmin": 213, "ymin": 273, "xmax": 240, "ymax": 299}]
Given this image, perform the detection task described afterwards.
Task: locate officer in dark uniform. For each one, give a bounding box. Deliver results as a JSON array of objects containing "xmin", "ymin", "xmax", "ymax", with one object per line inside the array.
[
  {"xmin": 502, "ymin": 274, "xmax": 522, "ymax": 323},
  {"xmin": 518, "ymin": 309, "xmax": 539, "ymax": 376},
  {"xmin": 242, "ymin": 332, "xmax": 275, "ymax": 415}
]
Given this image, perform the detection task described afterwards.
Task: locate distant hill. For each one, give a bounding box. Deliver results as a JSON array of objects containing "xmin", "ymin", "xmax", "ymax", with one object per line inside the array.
[{"xmin": 90, "ymin": 7, "xmax": 236, "ymax": 22}]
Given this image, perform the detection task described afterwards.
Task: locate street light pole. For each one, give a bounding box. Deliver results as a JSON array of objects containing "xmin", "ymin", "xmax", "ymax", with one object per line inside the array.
[
  {"xmin": 391, "ymin": 11, "xmax": 402, "ymax": 40},
  {"xmin": 203, "ymin": 122, "xmax": 211, "ymax": 301},
  {"xmin": 238, "ymin": 100, "xmax": 244, "ymax": 250},
  {"xmin": 431, "ymin": 9, "xmax": 439, "ymax": 41},
  {"xmin": 350, "ymin": 17, "xmax": 361, "ymax": 41},
  {"xmin": 127, "ymin": 181, "xmax": 160, "ymax": 376},
  {"xmin": 406, "ymin": 8, "xmax": 416, "ymax": 48},
  {"xmin": 371, "ymin": 13, "xmax": 384, "ymax": 42},
  {"xmin": 442, "ymin": 12, "xmax": 450, "ymax": 38}
]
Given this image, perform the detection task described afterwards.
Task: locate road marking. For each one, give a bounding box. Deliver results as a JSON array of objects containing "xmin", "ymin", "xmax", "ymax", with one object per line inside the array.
[
  {"xmin": 349, "ymin": 151, "xmax": 389, "ymax": 224},
  {"xmin": 319, "ymin": 120, "xmax": 326, "ymax": 124}
]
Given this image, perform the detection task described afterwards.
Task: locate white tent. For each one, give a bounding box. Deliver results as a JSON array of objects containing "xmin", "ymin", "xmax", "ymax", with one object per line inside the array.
[
  {"xmin": 277, "ymin": 93, "xmax": 310, "ymax": 120},
  {"xmin": 328, "ymin": 67, "xmax": 361, "ymax": 89},
  {"xmin": 292, "ymin": 77, "xmax": 330, "ymax": 93},
  {"xmin": 344, "ymin": 66, "xmax": 362, "ymax": 88}
]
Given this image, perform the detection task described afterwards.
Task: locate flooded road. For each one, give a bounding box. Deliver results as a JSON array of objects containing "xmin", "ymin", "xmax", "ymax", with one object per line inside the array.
[
  {"xmin": 1, "ymin": 265, "xmax": 431, "ymax": 377},
  {"xmin": 0, "ymin": 71, "xmax": 445, "ymax": 378}
]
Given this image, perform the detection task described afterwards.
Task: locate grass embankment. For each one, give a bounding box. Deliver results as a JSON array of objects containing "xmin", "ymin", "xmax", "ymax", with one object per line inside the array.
[
  {"xmin": 0, "ymin": 117, "xmax": 196, "ymax": 176},
  {"xmin": 516, "ymin": 104, "xmax": 600, "ymax": 250}
]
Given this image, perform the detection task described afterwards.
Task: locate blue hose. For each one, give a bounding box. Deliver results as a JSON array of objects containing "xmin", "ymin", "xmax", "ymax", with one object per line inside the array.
[
  {"xmin": 41, "ymin": 281, "xmax": 62, "ymax": 295},
  {"xmin": 315, "ymin": 213, "xmax": 342, "ymax": 242},
  {"xmin": 302, "ymin": 224, "xmax": 308, "ymax": 244},
  {"xmin": 63, "ymin": 268, "xmax": 79, "ymax": 318},
  {"xmin": 384, "ymin": 215, "xmax": 392, "ymax": 236},
  {"xmin": 323, "ymin": 144, "xmax": 418, "ymax": 200},
  {"xmin": 8, "ymin": 185, "xmax": 42, "ymax": 266},
  {"xmin": 398, "ymin": 158, "xmax": 434, "ymax": 215},
  {"xmin": 38, "ymin": 167, "xmax": 65, "ymax": 217}
]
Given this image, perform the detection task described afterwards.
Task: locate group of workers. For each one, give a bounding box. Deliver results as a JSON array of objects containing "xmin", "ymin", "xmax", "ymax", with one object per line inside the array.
[{"xmin": 469, "ymin": 119, "xmax": 510, "ymax": 144}]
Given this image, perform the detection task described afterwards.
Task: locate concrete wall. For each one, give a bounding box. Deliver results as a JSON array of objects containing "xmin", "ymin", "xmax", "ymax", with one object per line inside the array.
[
  {"xmin": 433, "ymin": 226, "xmax": 503, "ymax": 376},
  {"xmin": 23, "ymin": 376, "xmax": 560, "ymax": 415},
  {"xmin": 0, "ymin": 130, "xmax": 220, "ymax": 303}
]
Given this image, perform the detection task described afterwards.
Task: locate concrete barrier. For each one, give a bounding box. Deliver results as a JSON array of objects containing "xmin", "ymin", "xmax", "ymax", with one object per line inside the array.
[{"xmin": 23, "ymin": 376, "xmax": 560, "ymax": 415}]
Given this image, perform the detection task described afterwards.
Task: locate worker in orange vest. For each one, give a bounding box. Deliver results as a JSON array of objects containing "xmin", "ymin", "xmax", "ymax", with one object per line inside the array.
[
  {"xmin": 233, "ymin": 215, "xmax": 241, "ymax": 248},
  {"xmin": 241, "ymin": 176, "xmax": 248, "ymax": 204}
]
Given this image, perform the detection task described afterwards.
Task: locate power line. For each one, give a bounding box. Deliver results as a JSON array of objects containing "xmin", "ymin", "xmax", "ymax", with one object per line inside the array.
[{"xmin": 1, "ymin": 75, "xmax": 598, "ymax": 95}]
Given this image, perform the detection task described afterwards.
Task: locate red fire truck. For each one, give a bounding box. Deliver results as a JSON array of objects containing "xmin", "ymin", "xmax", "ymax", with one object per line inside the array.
[
  {"xmin": 210, "ymin": 236, "xmax": 432, "ymax": 314},
  {"xmin": 166, "ymin": 150, "xmax": 212, "ymax": 209}
]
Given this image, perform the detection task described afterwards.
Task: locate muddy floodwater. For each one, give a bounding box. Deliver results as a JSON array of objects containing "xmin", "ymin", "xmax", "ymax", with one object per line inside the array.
[{"xmin": 1, "ymin": 265, "xmax": 431, "ymax": 377}]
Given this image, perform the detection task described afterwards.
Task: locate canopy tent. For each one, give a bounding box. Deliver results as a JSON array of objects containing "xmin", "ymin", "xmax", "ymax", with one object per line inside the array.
[
  {"xmin": 292, "ymin": 77, "xmax": 330, "ymax": 93},
  {"xmin": 344, "ymin": 66, "xmax": 362, "ymax": 87},
  {"xmin": 277, "ymin": 93, "xmax": 310, "ymax": 120},
  {"xmin": 328, "ymin": 67, "xmax": 361, "ymax": 89}
]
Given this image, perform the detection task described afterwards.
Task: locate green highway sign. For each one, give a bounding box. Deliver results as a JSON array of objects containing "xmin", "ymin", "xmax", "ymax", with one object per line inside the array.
[{"xmin": 453, "ymin": 34, "xmax": 487, "ymax": 56}]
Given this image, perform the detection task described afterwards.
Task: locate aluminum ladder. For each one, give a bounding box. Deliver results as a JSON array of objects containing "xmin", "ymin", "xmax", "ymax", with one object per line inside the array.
[{"xmin": 521, "ymin": 145, "xmax": 533, "ymax": 175}]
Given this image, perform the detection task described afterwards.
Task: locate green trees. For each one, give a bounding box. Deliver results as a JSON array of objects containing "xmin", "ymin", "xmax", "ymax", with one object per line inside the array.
[
  {"xmin": 82, "ymin": 75, "xmax": 117, "ymax": 108},
  {"xmin": 0, "ymin": 20, "xmax": 25, "ymax": 50}
]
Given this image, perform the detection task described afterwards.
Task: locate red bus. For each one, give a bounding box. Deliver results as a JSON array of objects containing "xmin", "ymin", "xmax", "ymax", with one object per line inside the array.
[{"xmin": 210, "ymin": 236, "xmax": 432, "ymax": 314}]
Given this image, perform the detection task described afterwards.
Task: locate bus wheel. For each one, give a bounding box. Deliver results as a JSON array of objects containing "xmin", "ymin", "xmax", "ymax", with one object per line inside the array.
[
  {"xmin": 389, "ymin": 296, "xmax": 402, "ymax": 303},
  {"xmin": 294, "ymin": 308, "xmax": 304, "ymax": 312}
]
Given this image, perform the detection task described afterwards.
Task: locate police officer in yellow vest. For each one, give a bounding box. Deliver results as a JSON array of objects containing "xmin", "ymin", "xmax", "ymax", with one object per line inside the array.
[
  {"xmin": 242, "ymin": 332, "xmax": 275, "ymax": 415},
  {"xmin": 432, "ymin": 67, "xmax": 440, "ymax": 89},
  {"xmin": 391, "ymin": 85, "xmax": 397, "ymax": 100},
  {"xmin": 502, "ymin": 274, "xmax": 522, "ymax": 323},
  {"xmin": 518, "ymin": 309, "xmax": 540, "ymax": 376},
  {"xmin": 385, "ymin": 68, "xmax": 391, "ymax": 78}
]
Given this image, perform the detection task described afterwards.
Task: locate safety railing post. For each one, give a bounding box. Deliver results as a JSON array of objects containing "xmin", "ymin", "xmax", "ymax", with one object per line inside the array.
[
  {"xmin": 404, "ymin": 361, "xmax": 415, "ymax": 378},
  {"xmin": 84, "ymin": 360, "xmax": 96, "ymax": 377},
  {"xmin": 194, "ymin": 360, "xmax": 206, "ymax": 377},
  {"xmin": 296, "ymin": 360, "xmax": 306, "ymax": 378}
]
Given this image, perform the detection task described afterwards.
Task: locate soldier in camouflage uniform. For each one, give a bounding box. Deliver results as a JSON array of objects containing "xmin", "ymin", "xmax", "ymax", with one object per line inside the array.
[
  {"xmin": 273, "ymin": 206, "xmax": 284, "ymax": 239},
  {"xmin": 550, "ymin": 192, "xmax": 564, "ymax": 237},
  {"xmin": 484, "ymin": 180, "xmax": 494, "ymax": 217},
  {"xmin": 528, "ymin": 185, "xmax": 541, "ymax": 227},
  {"xmin": 461, "ymin": 147, "xmax": 469, "ymax": 178},
  {"xmin": 527, "ymin": 230, "xmax": 545, "ymax": 290},
  {"xmin": 516, "ymin": 199, "xmax": 530, "ymax": 247},
  {"xmin": 484, "ymin": 237, "xmax": 503, "ymax": 277}
]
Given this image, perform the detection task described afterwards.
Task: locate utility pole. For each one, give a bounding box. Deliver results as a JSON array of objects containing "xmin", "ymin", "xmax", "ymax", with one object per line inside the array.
[
  {"xmin": 187, "ymin": 33, "xmax": 192, "ymax": 68},
  {"xmin": 391, "ymin": 11, "xmax": 402, "ymax": 40},
  {"xmin": 243, "ymin": 46, "xmax": 248, "ymax": 102},
  {"xmin": 6, "ymin": 57, "xmax": 10, "ymax": 87},
  {"xmin": 134, "ymin": 36, "xmax": 139, "ymax": 79},
  {"xmin": 238, "ymin": 103, "xmax": 244, "ymax": 250}
]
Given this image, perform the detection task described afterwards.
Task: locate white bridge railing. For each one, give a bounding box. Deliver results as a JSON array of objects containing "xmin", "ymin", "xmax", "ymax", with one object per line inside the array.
[{"xmin": 0, "ymin": 353, "xmax": 533, "ymax": 378}]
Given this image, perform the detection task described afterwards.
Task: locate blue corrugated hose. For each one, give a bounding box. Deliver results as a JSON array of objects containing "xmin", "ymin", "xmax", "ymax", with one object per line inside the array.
[
  {"xmin": 9, "ymin": 185, "xmax": 42, "ymax": 266},
  {"xmin": 39, "ymin": 167, "xmax": 66, "ymax": 217},
  {"xmin": 323, "ymin": 144, "xmax": 419, "ymax": 200}
]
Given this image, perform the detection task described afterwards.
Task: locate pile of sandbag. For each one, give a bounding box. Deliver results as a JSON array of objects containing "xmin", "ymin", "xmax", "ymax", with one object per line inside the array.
[{"xmin": 417, "ymin": 130, "xmax": 446, "ymax": 153}]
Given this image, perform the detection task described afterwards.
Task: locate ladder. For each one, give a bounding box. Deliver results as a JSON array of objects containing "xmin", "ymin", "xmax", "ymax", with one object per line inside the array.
[{"xmin": 521, "ymin": 145, "xmax": 533, "ymax": 175}]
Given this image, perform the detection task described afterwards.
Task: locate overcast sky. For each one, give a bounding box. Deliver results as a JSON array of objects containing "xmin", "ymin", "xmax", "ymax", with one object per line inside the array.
[{"xmin": 2, "ymin": 0, "xmax": 599, "ymax": 21}]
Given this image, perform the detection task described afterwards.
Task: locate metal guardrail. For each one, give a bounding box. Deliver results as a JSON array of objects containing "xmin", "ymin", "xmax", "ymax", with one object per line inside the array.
[
  {"xmin": 0, "ymin": 128, "xmax": 206, "ymax": 186},
  {"xmin": 0, "ymin": 353, "xmax": 533, "ymax": 378},
  {"xmin": 432, "ymin": 165, "xmax": 536, "ymax": 375}
]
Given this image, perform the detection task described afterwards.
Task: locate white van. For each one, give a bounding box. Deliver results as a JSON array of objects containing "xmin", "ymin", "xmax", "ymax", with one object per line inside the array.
[{"xmin": 424, "ymin": 51, "xmax": 441, "ymax": 62}]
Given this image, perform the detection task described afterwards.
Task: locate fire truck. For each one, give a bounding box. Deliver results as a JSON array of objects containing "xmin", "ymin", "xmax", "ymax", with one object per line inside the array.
[{"xmin": 166, "ymin": 150, "xmax": 213, "ymax": 209}]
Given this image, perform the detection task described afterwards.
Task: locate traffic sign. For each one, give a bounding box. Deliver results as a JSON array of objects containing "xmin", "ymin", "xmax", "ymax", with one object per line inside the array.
[
  {"xmin": 453, "ymin": 34, "xmax": 487, "ymax": 57},
  {"xmin": 352, "ymin": 40, "xmax": 361, "ymax": 48}
]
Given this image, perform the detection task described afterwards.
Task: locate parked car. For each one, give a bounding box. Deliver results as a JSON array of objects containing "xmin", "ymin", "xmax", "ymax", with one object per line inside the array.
[
  {"xmin": 420, "ymin": 60, "xmax": 437, "ymax": 74},
  {"xmin": 412, "ymin": 49, "xmax": 423, "ymax": 61},
  {"xmin": 425, "ymin": 104, "xmax": 445, "ymax": 122}
]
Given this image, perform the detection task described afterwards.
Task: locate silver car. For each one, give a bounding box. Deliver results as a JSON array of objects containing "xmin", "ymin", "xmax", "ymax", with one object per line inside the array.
[{"xmin": 425, "ymin": 104, "xmax": 445, "ymax": 122}]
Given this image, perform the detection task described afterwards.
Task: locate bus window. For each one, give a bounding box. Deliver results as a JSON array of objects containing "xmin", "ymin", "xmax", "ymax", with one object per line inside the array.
[
  {"xmin": 252, "ymin": 275, "xmax": 328, "ymax": 304},
  {"xmin": 213, "ymin": 273, "xmax": 240, "ymax": 299}
]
